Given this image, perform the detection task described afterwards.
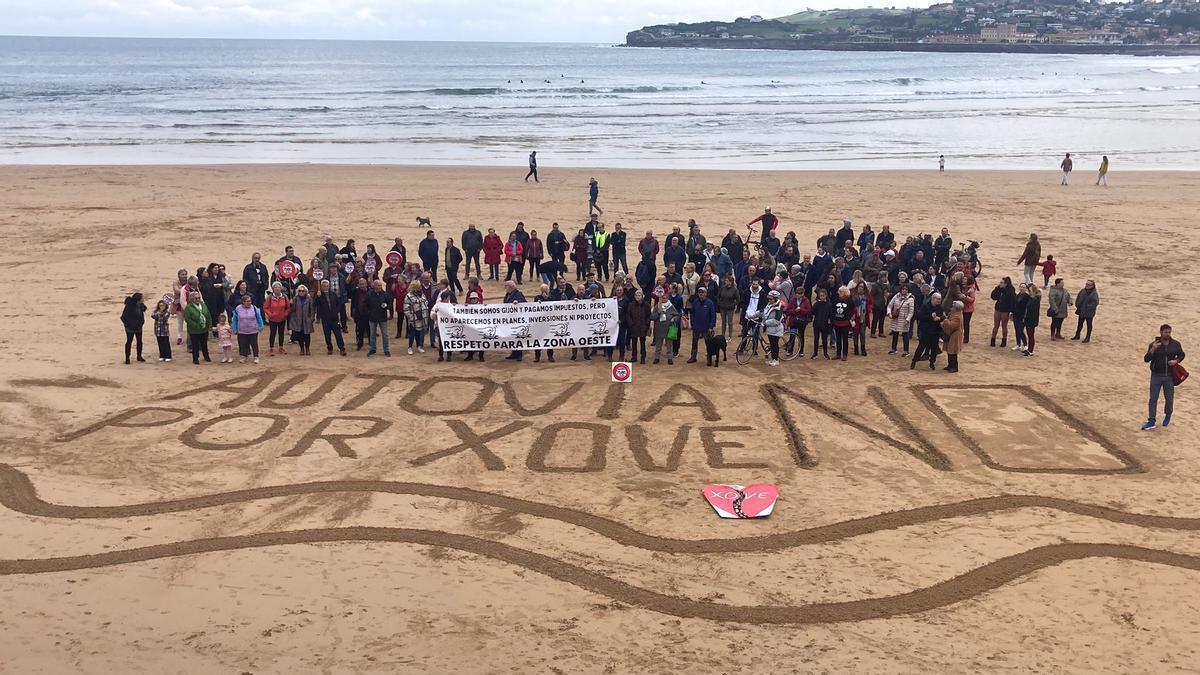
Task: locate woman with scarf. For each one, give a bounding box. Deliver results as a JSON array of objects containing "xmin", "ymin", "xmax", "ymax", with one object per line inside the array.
[{"xmin": 287, "ymin": 285, "xmax": 316, "ymax": 355}]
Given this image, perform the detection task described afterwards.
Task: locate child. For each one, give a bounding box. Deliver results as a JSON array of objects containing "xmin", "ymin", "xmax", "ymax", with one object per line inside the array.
[
  {"xmin": 151, "ymin": 300, "xmax": 172, "ymax": 362},
  {"xmin": 1037, "ymin": 255, "xmax": 1057, "ymax": 288},
  {"xmin": 216, "ymin": 314, "xmax": 234, "ymax": 363},
  {"xmin": 938, "ymin": 155, "xmax": 945, "ymax": 172}
]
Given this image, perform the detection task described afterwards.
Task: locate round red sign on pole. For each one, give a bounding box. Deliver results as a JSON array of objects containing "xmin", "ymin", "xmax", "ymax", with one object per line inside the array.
[
  {"xmin": 312, "ymin": 268, "xmax": 324, "ymax": 281},
  {"xmin": 611, "ymin": 362, "xmax": 632, "ymax": 383},
  {"xmin": 386, "ymin": 251, "xmax": 402, "ymax": 268},
  {"xmin": 277, "ymin": 260, "xmax": 298, "ymax": 280}
]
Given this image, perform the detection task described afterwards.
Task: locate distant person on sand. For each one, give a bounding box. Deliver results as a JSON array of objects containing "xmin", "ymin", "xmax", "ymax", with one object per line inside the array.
[
  {"xmin": 939, "ymin": 155, "xmax": 945, "ymax": 172},
  {"xmin": 1060, "ymin": 153, "xmax": 1073, "ymax": 185},
  {"xmin": 589, "ymin": 177, "xmax": 603, "ymax": 215},
  {"xmin": 525, "ymin": 151, "xmax": 538, "ymax": 182},
  {"xmin": 1143, "ymin": 324, "xmax": 1185, "ymax": 431},
  {"xmin": 1096, "ymin": 155, "xmax": 1109, "ymax": 186},
  {"xmin": 1016, "ymin": 233, "xmax": 1041, "ymax": 286}
]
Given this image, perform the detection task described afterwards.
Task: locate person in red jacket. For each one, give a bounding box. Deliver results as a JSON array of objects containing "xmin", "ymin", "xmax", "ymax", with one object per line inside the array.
[
  {"xmin": 786, "ymin": 292, "xmax": 813, "ymax": 357},
  {"xmin": 503, "ymin": 232, "xmax": 525, "ymax": 284},
  {"xmin": 262, "ymin": 282, "xmax": 290, "ymax": 355},
  {"xmin": 482, "ymin": 228, "xmax": 503, "ymax": 281}
]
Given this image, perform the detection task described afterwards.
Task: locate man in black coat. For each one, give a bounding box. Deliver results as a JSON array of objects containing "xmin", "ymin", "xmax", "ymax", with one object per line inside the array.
[
  {"xmin": 417, "ymin": 230, "xmax": 439, "ymax": 281},
  {"xmin": 461, "ymin": 224, "xmax": 484, "ymax": 278},
  {"xmin": 610, "ymin": 222, "xmax": 629, "ymax": 275},
  {"xmin": 934, "ymin": 227, "xmax": 953, "ymax": 267},
  {"xmin": 365, "ymin": 279, "xmax": 392, "ymax": 357},
  {"xmin": 804, "ymin": 249, "xmax": 833, "ymax": 299},
  {"xmin": 546, "ymin": 222, "xmax": 568, "ymax": 265},
  {"xmin": 910, "ymin": 292, "xmax": 945, "ymax": 370},
  {"xmin": 242, "ymin": 252, "xmax": 270, "ymax": 307}
]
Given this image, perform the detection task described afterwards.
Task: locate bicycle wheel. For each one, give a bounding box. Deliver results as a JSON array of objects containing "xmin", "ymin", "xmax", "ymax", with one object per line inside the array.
[
  {"xmin": 734, "ymin": 335, "xmax": 755, "ymax": 365},
  {"xmin": 782, "ymin": 331, "xmax": 802, "ymax": 361}
]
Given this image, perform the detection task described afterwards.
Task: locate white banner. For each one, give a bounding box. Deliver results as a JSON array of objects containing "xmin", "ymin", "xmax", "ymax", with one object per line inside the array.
[{"xmin": 435, "ymin": 299, "xmax": 618, "ymax": 352}]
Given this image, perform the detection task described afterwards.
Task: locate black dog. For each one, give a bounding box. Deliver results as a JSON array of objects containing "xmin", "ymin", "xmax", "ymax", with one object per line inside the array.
[
  {"xmin": 416, "ymin": 217, "xmax": 432, "ymax": 227},
  {"xmin": 705, "ymin": 333, "xmax": 728, "ymax": 367}
]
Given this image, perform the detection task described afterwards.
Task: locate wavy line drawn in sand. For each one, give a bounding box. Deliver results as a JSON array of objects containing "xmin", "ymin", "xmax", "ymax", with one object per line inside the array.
[
  {"xmin": 2, "ymin": 529, "xmax": 1198, "ymax": 624},
  {"xmin": 911, "ymin": 384, "xmax": 1143, "ymax": 475},
  {"xmin": 3, "ymin": 464, "xmax": 1199, "ymax": 622}
]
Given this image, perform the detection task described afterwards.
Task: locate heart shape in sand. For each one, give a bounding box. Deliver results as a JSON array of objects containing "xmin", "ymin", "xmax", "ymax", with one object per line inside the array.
[{"xmin": 702, "ymin": 484, "xmax": 779, "ymax": 519}]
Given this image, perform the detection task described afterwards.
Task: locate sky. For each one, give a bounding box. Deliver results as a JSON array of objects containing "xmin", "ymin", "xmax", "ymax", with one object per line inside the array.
[{"xmin": 1, "ymin": 0, "xmax": 926, "ymax": 43}]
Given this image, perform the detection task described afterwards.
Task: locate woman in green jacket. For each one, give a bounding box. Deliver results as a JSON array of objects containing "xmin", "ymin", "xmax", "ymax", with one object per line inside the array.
[{"xmin": 183, "ymin": 291, "xmax": 212, "ymax": 364}]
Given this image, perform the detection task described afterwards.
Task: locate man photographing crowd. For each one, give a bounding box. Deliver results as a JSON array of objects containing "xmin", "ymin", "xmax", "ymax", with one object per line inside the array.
[{"xmin": 1144, "ymin": 324, "xmax": 1185, "ymax": 431}]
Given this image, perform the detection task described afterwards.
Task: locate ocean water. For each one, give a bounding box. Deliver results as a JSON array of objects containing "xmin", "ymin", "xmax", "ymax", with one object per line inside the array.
[{"xmin": 1, "ymin": 36, "xmax": 1198, "ymax": 169}]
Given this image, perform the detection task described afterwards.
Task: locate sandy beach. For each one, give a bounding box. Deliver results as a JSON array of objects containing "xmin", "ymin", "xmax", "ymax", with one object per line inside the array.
[{"xmin": 1, "ymin": 165, "xmax": 1199, "ymax": 674}]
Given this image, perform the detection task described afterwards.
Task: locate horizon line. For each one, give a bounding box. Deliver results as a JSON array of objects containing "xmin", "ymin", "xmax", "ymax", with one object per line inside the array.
[{"xmin": 0, "ymin": 34, "xmax": 611, "ymax": 45}]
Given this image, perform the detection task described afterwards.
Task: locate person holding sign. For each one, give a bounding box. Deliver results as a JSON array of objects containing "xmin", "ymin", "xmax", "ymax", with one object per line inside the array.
[{"xmin": 503, "ymin": 281, "xmax": 527, "ymax": 361}]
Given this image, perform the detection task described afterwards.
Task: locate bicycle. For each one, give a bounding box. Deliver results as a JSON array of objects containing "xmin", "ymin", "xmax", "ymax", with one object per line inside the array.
[
  {"xmin": 735, "ymin": 317, "xmax": 770, "ymax": 365},
  {"xmin": 957, "ymin": 240, "xmax": 982, "ymax": 277},
  {"xmin": 735, "ymin": 316, "xmax": 800, "ymax": 364}
]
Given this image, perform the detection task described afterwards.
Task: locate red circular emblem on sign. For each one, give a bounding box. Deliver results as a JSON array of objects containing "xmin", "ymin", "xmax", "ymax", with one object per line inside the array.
[
  {"xmin": 386, "ymin": 251, "xmax": 402, "ymax": 268},
  {"xmin": 277, "ymin": 260, "xmax": 298, "ymax": 280},
  {"xmin": 612, "ymin": 362, "xmax": 631, "ymax": 382},
  {"xmin": 311, "ymin": 268, "xmax": 324, "ymax": 281}
]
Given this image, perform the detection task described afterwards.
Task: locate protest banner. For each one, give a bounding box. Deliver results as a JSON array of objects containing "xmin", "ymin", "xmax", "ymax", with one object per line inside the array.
[{"xmin": 435, "ymin": 299, "xmax": 618, "ymax": 352}]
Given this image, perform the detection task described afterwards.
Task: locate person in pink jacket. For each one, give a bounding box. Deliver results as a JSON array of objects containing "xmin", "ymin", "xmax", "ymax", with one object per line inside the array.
[{"xmin": 503, "ymin": 232, "xmax": 525, "ymax": 284}]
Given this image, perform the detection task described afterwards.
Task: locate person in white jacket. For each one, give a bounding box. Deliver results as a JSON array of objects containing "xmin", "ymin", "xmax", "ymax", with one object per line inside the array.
[{"xmin": 887, "ymin": 284, "xmax": 916, "ymax": 356}]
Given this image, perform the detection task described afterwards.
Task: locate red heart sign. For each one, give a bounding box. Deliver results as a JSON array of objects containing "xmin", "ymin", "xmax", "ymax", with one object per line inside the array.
[{"xmin": 702, "ymin": 484, "xmax": 779, "ymax": 519}]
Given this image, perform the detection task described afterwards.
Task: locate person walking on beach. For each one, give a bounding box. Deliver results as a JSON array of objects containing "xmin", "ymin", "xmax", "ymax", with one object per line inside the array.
[
  {"xmin": 1143, "ymin": 324, "xmax": 1185, "ymax": 430},
  {"xmin": 939, "ymin": 155, "xmax": 945, "ymax": 172},
  {"xmin": 1096, "ymin": 155, "xmax": 1109, "ymax": 186},
  {"xmin": 1060, "ymin": 153, "xmax": 1073, "ymax": 185},
  {"xmin": 1016, "ymin": 233, "xmax": 1041, "ymax": 286},
  {"xmin": 525, "ymin": 151, "xmax": 538, "ymax": 183},
  {"xmin": 589, "ymin": 177, "xmax": 603, "ymax": 215}
]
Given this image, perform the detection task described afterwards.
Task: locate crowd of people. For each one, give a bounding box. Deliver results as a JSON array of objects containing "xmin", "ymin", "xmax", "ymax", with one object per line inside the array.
[{"xmin": 118, "ymin": 213, "xmax": 1107, "ymax": 377}]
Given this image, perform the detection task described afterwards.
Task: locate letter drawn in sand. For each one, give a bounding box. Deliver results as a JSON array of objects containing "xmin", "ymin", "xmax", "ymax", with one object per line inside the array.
[
  {"xmin": 58, "ymin": 407, "xmax": 193, "ymax": 442},
  {"xmin": 409, "ymin": 420, "xmax": 530, "ymax": 469},
  {"xmin": 179, "ymin": 413, "xmax": 290, "ymax": 451},
  {"xmin": 259, "ymin": 374, "xmax": 348, "ymax": 409},
  {"xmin": 701, "ymin": 426, "xmax": 768, "ymax": 469},
  {"xmin": 501, "ymin": 381, "xmax": 584, "ymax": 416},
  {"xmin": 399, "ymin": 376, "xmax": 498, "ymax": 416},
  {"xmin": 282, "ymin": 416, "xmax": 390, "ymax": 459},
  {"xmin": 340, "ymin": 374, "xmax": 417, "ymax": 411},
  {"xmin": 161, "ymin": 373, "xmax": 278, "ymax": 409},
  {"xmin": 638, "ymin": 384, "xmax": 720, "ymax": 423},
  {"xmin": 527, "ymin": 422, "xmax": 610, "ymax": 473},
  {"xmin": 624, "ymin": 424, "xmax": 690, "ymax": 472}
]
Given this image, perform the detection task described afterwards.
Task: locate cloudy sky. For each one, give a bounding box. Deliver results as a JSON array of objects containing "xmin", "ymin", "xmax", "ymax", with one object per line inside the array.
[{"xmin": 2, "ymin": 0, "xmax": 918, "ymax": 43}]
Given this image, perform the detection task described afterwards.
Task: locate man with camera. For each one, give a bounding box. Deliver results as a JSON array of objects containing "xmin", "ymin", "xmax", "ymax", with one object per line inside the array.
[{"xmin": 1143, "ymin": 324, "xmax": 1185, "ymax": 431}]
